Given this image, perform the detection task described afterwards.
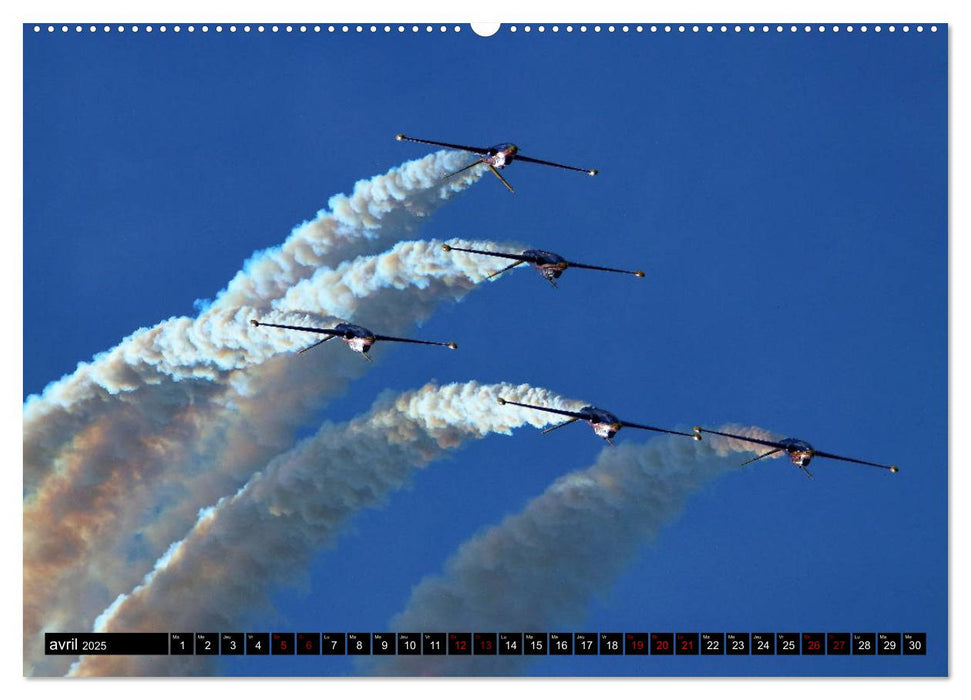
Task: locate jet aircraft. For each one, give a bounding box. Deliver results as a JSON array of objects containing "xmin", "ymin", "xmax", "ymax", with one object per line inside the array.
[
  {"xmin": 395, "ymin": 133, "xmax": 598, "ymax": 193},
  {"xmin": 442, "ymin": 243, "xmax": 644, "ymax": 287},
  {"xmin": 250, "ymin": 319, "xmax": 457, "ymax": 361},
  {"xmin": 692, "ymin": 426, "xmax": 899, "ymax": 479},
  {"xmin": 497, "ymin": 397, "xmax": 700, "ymax": 445}
]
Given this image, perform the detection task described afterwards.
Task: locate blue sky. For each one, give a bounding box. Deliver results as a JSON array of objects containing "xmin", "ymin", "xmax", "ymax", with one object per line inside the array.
[{"xmin": 23, "ymin": 22, "xmax": 946, "ymax": 677}]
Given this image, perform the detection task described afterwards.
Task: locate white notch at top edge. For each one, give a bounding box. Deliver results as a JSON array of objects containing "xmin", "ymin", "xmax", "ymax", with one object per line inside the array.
[{"xmin": 471, "ymin": 23, "xmax": 500, "ymax": 37}]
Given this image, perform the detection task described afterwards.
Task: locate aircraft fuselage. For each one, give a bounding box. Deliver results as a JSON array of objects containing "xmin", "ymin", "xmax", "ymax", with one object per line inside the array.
[
  {"xmin": 580, "ymin": 406, "xmax": 624, "ymax": 441},
  {"xmin": 334, "ymin": 322, "xmax": 376, "ymax": 354},
  {"xmin": 521, "ymin": 249, "xmax": 570, "ymax": 281},
  {"xmin": 484, "ymin": 143, "xmax": 519, "ymax": 169},
  {"xmin": 780, "ymin": 438, "xmax": 815, "ymax": 467}
]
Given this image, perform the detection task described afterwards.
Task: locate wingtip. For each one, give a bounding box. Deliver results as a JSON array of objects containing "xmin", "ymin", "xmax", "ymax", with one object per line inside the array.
[
  {"xmin": 588, "ymin": 169, "xmax": 599, "ymax": 176},
  {"xmin": 497, "ymin": 397, "xmax": 506, "ymax": 405},
  {"xmin": 395, "ymin": 133, "xmax": 405, "ymax": 141},
  {"xmin": 890, "ymin": 465, "xmax": 899, "ymax": 473},
  {"xmin": 249, "ymin": 319, "xmax": 260, "ymax": 327},
  {"xmin": 634, "ymin": 270, "xmax": 645, "ymax": 278},
  {"xmin": 441, "ymin": 243, "xmax": 452, "ymax": 252},
  {"xmin": 447, "ymin": 342, "xmax": 458, "ymax": 350}
]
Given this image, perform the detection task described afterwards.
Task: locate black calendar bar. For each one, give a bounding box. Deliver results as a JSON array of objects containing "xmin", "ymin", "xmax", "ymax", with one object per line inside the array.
[
  {"xmin": 45, "ymin": 633, "xmax": 169, "ymax": 655},
  {"xmin": 44, "ymin": 631, "xmax": 927, "ymax": 656}
]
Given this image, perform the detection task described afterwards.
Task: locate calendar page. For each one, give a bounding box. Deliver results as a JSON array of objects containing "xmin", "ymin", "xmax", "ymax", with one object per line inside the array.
[{"xmin": 23, "ymin": 18, "xmax": 946, "ymax": 678}]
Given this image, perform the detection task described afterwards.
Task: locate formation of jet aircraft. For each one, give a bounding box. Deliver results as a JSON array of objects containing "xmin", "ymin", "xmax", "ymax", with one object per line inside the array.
[{"xmin": 242, "ymin": 133, "xmax": 899, "ymax": 479}]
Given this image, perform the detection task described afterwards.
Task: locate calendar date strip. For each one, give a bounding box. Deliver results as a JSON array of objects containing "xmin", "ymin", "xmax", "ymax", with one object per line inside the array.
[{"xmin": 46, "ymin": 632, "xmax": 927, "ymax": 656}]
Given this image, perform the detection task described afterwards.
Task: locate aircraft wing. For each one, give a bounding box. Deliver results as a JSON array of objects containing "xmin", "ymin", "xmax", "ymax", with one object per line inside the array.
[
  {"xmin": 620, "ymin": 421, "xmax": 698, "ymax": 439},
  {"xmin": 694, "ymin": 427, "xmax": 789, "ymax": 450},
  {"xmin": 445, "ymin": 245, "xmax": 529, "ymax": 263},
  {"xmin": 566, "ymin": 260, "xmax": 645, "ymax": 276},
  {"xmin": 811, "ymin": 449, "xmax": 898, "ymax": 472},
  {"xmin": 372, "ymin": 334, "xmax": 457, "ymax": 349},
  {"xmin": 497, "ymin": 398, "xmax": 588, "ymax": 421},
  {"xmin": 251, "ymin": 320, "xmax": 343, "ymax": 336},
  {"xmin": 515, "ymin": 153, "xmax": 598, "ymax": 175},
  {"xmin": 396, "ymin": 134, "xmax": 491, "ymax": 155}
]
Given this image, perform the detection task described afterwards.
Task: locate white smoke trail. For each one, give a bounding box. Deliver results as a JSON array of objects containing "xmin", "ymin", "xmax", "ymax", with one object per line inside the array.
[
  {"xmin": 31, "ymin": 235, "xmax": 511, "ymax": 397},
  {"xmin": 23, "ymin": 237, "xmax": 513, "ymax": 676},
  {"xmin": 24, "ymin": 150, "xmax": 482, "ymax": 495},
  {"xmin": 210, "ymin": 150, "xmax": 482, "ymax": 311},
  {"xmin": 69, "ymin": 381, "xmax": 583, "ymax": 676},
  {"xmin": 366, "ymin": 425, "xmax": 781, "ymax": 676}
]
